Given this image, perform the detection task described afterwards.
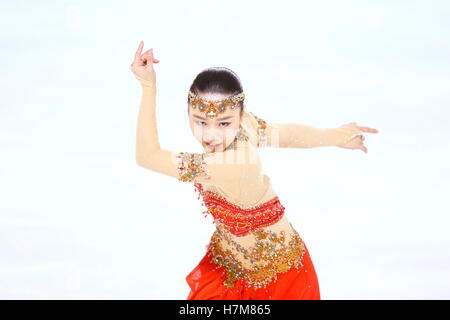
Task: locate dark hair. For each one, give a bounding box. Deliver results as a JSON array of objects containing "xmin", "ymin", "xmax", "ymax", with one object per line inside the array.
[{"xmin": 188, "ymin": 67, "xmax": 244, "ymax": 116}]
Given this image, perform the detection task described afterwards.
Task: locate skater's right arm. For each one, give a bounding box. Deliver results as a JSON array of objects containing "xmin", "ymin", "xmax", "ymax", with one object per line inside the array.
[{"xmin": 131, "ymin": 41, "xmax": 260, "ymax": 186}]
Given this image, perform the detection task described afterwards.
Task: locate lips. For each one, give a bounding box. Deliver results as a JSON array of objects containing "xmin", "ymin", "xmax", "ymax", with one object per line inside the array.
[{"xmin": 205, "ymin": 142, "xmax": 222, "ymax": 149}]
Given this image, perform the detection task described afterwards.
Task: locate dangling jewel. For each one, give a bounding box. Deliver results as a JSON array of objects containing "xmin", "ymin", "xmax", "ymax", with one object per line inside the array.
[
  {"xmin": 235, "ymin": 125, "xmax": 249, "ymax": 142},
  {"xmin": 188, "ymin": 91, "xmax": 245, "ymax": 118}
]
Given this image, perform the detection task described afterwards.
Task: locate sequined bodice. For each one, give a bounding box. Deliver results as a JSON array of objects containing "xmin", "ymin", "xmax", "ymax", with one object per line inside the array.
[
  {"xmin": 194, "ymin": 182, "xmax": 306, "ymax": 289},
  {"xmin": 194, "ymin": 182, "xmax": 285, "ymax": 236}
]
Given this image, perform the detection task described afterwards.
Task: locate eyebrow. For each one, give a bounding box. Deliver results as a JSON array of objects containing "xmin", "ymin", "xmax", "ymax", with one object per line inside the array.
[{"xmin": 193, "ymin": 115, "xmax": 234, "ymax": 121}]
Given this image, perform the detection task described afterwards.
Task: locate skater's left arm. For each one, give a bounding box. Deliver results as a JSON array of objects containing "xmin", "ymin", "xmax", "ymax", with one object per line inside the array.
[{"xmin": 242, "ymin": 111, "xmax": 379, "ymax": 153}]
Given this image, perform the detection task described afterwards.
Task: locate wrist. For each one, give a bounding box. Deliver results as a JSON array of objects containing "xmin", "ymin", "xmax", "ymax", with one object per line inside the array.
[
  {"xmin": 140, "ymin": 79, "xmax": 156, "ymax": 88},
  {"xmin": 133, "ymin": 73, "xmax": 156, "ymax": 88}
]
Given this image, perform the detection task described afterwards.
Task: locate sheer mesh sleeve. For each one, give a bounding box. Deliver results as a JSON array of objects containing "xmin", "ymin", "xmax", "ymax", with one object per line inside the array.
[
  {"xmin": 137, "ymin": 147, "xmax": 260, "ymax": 187},
  {"xmin": 241, "ymin": 110, "xmax": 364, "ymax": 148}
]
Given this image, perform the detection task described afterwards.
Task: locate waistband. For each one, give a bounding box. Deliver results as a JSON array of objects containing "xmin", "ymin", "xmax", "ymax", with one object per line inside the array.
[{"xmin": 194, "ymin": 183, "xmax": 285, "ymax": 237}]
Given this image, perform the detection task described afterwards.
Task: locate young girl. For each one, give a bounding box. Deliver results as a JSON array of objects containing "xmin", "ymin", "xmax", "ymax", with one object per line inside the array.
[{"xmin": 130, "ymin": 41, "xmax": 379, "ymax": 300}]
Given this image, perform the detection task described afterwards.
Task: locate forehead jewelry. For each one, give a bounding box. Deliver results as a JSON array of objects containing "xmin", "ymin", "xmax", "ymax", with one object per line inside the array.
[{"xmin": 188, "ymin": 91, "xmax": 245, "ymax": 119}]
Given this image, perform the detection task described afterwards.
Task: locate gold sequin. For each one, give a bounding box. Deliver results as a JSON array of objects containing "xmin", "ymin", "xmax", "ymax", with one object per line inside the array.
[
  {"xmin": 176, "ymin": 152, "xmax": 211, "ymax": 182},
  {"xmin": 207, "ymin": 222, "xmax": 306, "ymax": 289}
]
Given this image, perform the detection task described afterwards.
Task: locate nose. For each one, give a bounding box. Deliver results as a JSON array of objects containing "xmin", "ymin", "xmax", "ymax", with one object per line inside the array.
[
  {"xmin": 202, "ymin": 130, "xmax": 222, "ymax": 144},
  {"xmin": 203, "ymin": 136, "xmax": 215, "ymax": 143}
]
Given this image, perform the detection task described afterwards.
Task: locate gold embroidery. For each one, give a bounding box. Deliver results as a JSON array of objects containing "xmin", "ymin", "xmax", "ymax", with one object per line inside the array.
[
  {"xmin": 249, "ymin": 112, "xmax": 267, "ymax": 147},
  {"xmin": 207, "ymin": 222, "xmax": 306, "ymax": 289},
  {"xmin": 176, "ymin": 152, "xmax": 211, "ymax": 182},
  {"xmin": 223, "ymin": 125, "xmax": 249, "ymax": 151}
]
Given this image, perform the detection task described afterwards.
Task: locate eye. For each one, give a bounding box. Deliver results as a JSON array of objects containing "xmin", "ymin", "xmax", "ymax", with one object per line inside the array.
[
  {"xmin": 195, "ymin": 121, "xmax": 207, "ymax": 126},
  {"xmin": 219, "ymin": 122, "xmax": 231, "ymax": 128}
]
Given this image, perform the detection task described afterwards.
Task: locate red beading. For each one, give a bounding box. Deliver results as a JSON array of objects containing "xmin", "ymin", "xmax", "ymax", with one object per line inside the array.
[{"xmin": 194, "ymin": 183, "xmax": 285, "ymax": 237}]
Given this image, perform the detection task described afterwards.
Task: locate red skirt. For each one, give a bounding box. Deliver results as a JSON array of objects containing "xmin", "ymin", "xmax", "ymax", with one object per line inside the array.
[{"xmin": 186, "ymin": 241, "xmax": 320, "ymax": 300}]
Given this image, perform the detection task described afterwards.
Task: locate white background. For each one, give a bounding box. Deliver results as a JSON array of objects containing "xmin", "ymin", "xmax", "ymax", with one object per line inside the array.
[{"xmin": 1, "ymin": 0, "xmax": 449, "ymax": 299}]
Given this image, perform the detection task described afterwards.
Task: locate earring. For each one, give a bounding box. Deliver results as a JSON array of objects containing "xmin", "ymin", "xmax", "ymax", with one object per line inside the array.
[
  {"xmin": 235, "ymin": 124, "xmax": 249, "ymax": 142},
  {"xmin": 223, "ymin": 125, "xmax": 249, "ymax": 152}
]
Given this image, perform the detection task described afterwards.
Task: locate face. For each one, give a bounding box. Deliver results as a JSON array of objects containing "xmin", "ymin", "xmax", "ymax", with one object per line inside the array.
[{"xmin": 188, "ymin": 92, "xmax": 242, "ymax": 153}]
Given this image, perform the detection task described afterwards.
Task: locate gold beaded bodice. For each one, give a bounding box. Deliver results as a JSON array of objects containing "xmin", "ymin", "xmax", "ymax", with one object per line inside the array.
[{"xmin": 208, "ymin": 220, "xmax": 306, "ymax": 289}]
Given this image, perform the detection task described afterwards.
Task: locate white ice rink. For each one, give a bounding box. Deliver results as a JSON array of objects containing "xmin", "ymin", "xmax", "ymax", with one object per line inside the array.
[{"xmin": 1, "ymin": 0, "xmax": 449, "ymax": 299}]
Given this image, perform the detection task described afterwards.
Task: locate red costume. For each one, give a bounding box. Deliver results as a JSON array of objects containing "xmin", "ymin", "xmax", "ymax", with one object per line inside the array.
[
  {"xmin": 133, "ymin": 74, "xmax": 365, "ymax": 300},
  {"xmin": 185, "ymin": 183, "xmax": 321, "ymax": 300}
]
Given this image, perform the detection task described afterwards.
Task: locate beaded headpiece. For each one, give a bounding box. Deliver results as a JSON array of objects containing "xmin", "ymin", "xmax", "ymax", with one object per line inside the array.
[{"xmin": 187, "ymin": 91, "xmax": 245, "ymax": 119}]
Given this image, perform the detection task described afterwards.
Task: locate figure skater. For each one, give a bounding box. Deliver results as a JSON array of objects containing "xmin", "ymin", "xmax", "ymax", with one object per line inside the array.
[{"xmin": 130, "ymin": 41, "xmax": 379, "ymax": 300}]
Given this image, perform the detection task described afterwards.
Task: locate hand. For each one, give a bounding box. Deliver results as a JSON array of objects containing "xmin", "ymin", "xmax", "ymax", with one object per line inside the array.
[
  {"xmin": 130, "ymin": 40, "xmax": 160, "ymax": 83},
  {"xmin": 339, "ymin": 122, "xmax": 379, "ymax": 153}
]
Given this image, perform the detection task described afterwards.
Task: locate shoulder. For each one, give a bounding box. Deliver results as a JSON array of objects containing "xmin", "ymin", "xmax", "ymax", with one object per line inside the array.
[
  {"xmin": 241, "ymin": 110, "xmax": 269, "ymax": 148},
  {"xmin": 176, "ymin": 142, "xmax": 262, "ymax": 186}
]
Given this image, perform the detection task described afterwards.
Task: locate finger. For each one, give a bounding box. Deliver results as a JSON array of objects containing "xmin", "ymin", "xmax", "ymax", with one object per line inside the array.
[
  {"xmin": 135, "ymin": 41, "xmax": 144, "ymax": 56},
  {"xmin": 143, "ymin": 56, "xmax": 159, "ymax": 67},
  {"xmin": 359, "ymin": 127, "xmax": 378, "ymax": 133},
  {"xmin": 350, "ymin": 134, "xmax": 364, "ymax": 142},
  {"xmin": 141, "ymin": 51, "xmax": 155, "ymax": 63},
  {"xmin": 142, "ymin": 56, "xmax": 154, "ymax": 67},
  {"xmin": 133, "ymin": 41, "xmax": 144, "ymax": 65},
  {"xmin": 356, "ymin": 126, "xmax": 379, "ymax": 133},
  {"xmin": 357, "ymin": 140, "xmax": 367, "ymax": 153},
  {"xmin": 143, "ymin": 54, "xmax": 155, "ymax": 62},
  {"xmin": 140, "ymin": 50, "xmax": 152, "ymax": 62},
  {"xmin": 141, "ymin": 49, "xmax": 152, "ymax": 56},
  {"xmin": 142, "ymin": 48, "xmax": 153, "ymax": 55}
]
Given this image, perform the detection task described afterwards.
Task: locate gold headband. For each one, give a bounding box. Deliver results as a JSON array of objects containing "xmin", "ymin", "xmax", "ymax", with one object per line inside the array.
[{"xmin": 187, "ymin": 91, "xmax": 245, "ymax": 118}]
